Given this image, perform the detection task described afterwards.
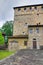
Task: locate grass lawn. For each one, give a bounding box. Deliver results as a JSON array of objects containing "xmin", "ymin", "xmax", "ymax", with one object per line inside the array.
[{"xmin": 0, "ymin": 50, "xmax": 15, "ymax": 60}]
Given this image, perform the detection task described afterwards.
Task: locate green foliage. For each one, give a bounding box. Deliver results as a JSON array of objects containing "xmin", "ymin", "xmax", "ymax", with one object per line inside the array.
[
  {"xmin": 2, "ymin": 20, "xmax": 13, "ymax": 36},
  {"xmin": 0, "ymin": 32, "xmax": 4, "ymax": 45},
  {"xmin": 1, "ymin": 20, "xmax": 13, "ymax": 44},
  {"xmin": 0, "ymin": 29, "xmax": 2, "ymax": 32},
  {"xmin": 5, "ymin": 36, "xmax": 8, "ymax": 43}
]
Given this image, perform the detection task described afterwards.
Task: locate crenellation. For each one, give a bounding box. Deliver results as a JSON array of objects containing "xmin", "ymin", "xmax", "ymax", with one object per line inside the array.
[{"xmin": 14, "ymin": 6, "xmax": 43, "ymax": 16}]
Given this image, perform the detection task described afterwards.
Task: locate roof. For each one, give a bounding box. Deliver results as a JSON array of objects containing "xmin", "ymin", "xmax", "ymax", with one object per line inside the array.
[
  {"xmin": 8, "ymin": 35, "xmax": 28, "ymax": 39},
  {"xmin": 13, "ymin": 4, "xmax": 43, "ymax": 9},
  {"xmin": 28, "ymin": 25, "xmax": 43, "ymax": 27}
]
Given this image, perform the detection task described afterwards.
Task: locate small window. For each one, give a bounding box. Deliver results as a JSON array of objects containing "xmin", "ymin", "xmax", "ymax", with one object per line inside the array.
[
  {"xmin": 30, "ymin": 7, "xmax": 32, "ymax": 10},
  {"xmin": 36, "ymin": 27, "xmax": 39, "ymax": 33},
  {"xmin": 18, "ymin": 8, "xmax": 20, "ymax": 11},
  {"xmin": 24, "ymin": 23, "xmax": 28, "ymax": 26},
  {"xmin": 25, "ymin": 23, "xmax": 27, "ymax": 25},
  {"xmin": 25, "ymin": 23, "xmax": 27, "ymax": 24},
  {"xmin": 23, "ymin": 32, "xmax": 25, "ymax": 35},
  {"xmin": 35, "ymin": 6, "xmax": 37, "ymax": 10},
  {"xmin": 29, "ymin": 28, "xmax": 33, "ymax": 33},
  {"xmin": 24, "ymin": 41, "xmax": 27, "ymax": 46},
  {"xmin": 37, "ymin": 13, "xmax": 39, "ymax": 15},
  {"xmin": 14, "ymin": 41, "xmax": 18, "ymax": 43},
  {"xmin": 39, "ymin": 22, "xmax": 40, "ymax": 24},
  {"xmin": 23, "ymin": 32, "xmax": 24, "ymax": 33},
  {"xmin": 41, "ymin": 6, "xmax": 43, "ymax": 9},
  {"xmin": 24, "ymin": 7, "xmax": 26, "ymax": 10}
]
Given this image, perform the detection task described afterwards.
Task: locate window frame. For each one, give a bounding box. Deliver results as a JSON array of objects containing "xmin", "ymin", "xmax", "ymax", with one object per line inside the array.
[
  {"xmin": 36, "ymin": 27, "xmax": 39, "ymax": 33},
  {"xmin": 29, "ymin": 28, "xmax": 33, "ymax": 33}
]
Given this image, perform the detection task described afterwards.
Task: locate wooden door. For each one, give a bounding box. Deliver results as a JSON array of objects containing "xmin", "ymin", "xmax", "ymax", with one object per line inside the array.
[
  {"xmin": 33, "ymin": 40, "xmax": 37, "ymax": 49},
  {"xmin": 24, "ymin": 41, "xmax": 27, "ymax": 46}
]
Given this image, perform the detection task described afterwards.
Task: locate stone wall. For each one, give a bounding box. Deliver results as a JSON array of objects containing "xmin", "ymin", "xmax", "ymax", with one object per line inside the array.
[
  {"xmin": 8, "ymin": 38, "xmax": 28, "ymax": 51},
  {"xmin": 13, "ymin": 5, "xmax": 43, "ymax": 36},
  {"xmin": 28, "ymin": 27, "xmax": 43, "ymax": 49}
]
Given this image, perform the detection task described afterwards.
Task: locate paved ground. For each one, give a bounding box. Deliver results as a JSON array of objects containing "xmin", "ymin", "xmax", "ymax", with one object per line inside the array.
[{"xmin": 0, "ymin": 49, "xmax": 43, "ymax": 65}]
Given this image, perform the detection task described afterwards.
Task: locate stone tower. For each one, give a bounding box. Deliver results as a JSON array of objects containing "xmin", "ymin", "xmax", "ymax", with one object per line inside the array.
[{"xmin": 13, "ymin": 4, "xmax": 43, "ymax": 36}]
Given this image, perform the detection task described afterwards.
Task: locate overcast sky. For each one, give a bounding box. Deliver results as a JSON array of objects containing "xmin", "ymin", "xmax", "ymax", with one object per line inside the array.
[{"xmin": 0, "ymin": 0, "xmax": 43, "ymax": 27}]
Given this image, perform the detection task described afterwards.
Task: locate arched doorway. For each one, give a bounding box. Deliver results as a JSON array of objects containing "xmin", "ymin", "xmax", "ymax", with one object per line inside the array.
[{"xmin": 33, "ymin": 38, "xmax": 37, "ymax": 49}]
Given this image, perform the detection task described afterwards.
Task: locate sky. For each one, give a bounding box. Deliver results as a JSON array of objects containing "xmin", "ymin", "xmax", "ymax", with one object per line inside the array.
[{"xmin": 0, "ymin": 0, "xmax": 43, "ymax": 27}]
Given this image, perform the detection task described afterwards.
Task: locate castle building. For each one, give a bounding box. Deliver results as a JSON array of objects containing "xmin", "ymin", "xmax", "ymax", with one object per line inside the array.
[{"xmin": 8, "ymin": 4, "xmax": 43, "ymax": 51}]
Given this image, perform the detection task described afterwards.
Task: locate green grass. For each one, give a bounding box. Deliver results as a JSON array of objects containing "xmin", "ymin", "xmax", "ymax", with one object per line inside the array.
[{"xmin": 0, "ymin": 50, "xmax": 15, "ymax": 60}]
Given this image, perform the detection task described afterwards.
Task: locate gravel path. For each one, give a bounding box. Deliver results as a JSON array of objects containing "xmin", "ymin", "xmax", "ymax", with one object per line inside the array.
[{"xmin": 0, "ymin": 49, "xmax": 43, "ymax": 65}]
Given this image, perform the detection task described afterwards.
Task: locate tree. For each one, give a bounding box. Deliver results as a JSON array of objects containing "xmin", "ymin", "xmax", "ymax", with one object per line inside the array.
[
  {"xmin": 2, "ymin": 20, "xmax": 13, "ymax": 36},
  {"xmin": 0, "ymin": 32, "xmax": 4, "ymax": 45}
]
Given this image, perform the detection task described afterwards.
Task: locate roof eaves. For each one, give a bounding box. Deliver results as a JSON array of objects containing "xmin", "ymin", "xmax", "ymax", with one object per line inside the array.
[{"xmin": 13, "ymin": 4, "xmax": 43, "ymax": 9}]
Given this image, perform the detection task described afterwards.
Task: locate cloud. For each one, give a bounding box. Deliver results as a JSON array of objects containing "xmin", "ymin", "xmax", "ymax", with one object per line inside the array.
[
  {"xmin": 13, "ymin": 0, "xmax": 43, "ymax": 6},
  {"xmin": 0, "ymin": 20, "xmax": 5, "ymax": 28},
  {"xmin": 0, "ymin": 0, "xmax": 43, "ymax": 27},
  {"xmin": 0, "ymin": 0, "xmax": 43, "ymax": 21}
]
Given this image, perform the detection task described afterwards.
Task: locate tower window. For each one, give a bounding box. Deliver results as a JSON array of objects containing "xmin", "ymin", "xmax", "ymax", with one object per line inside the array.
[
  {"xmin": 24, "ymin": 41, "xmax": 27, "ymax": 46},
  {"xmin": 23, "ymin": 32, "xmax": 25, "ymax": 35},
  {"xmin": 25, "ymin": 23, "xmax": 27, "ymax": 25},
  {"xmin": 23, "ymin": 32, "xmax": 24, "ymax": 33},
  {"xmin": 37, "ymin": 13, "xmax": 39, "ymax": 15},
  {"xmin": 18, "ymin": 8, "xmax": 21, "ymax": 11},
  {"xmin": 35, "ymin": 6, "xmax": 37, "ymax": 10},
  {"xmin": 41, "ymin": 6, "xmax": 43, "ymax": 9},
  {"xmin": 24, "ymin": 7, "xmax": 26, "ymax": 10},
  {"xmin": 39, "ymin": 22, "xmax": 40, "ymax": 24},
  {"xmin": 30, "ymin": 7, "xmax": 32, "ymax": 10}
]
